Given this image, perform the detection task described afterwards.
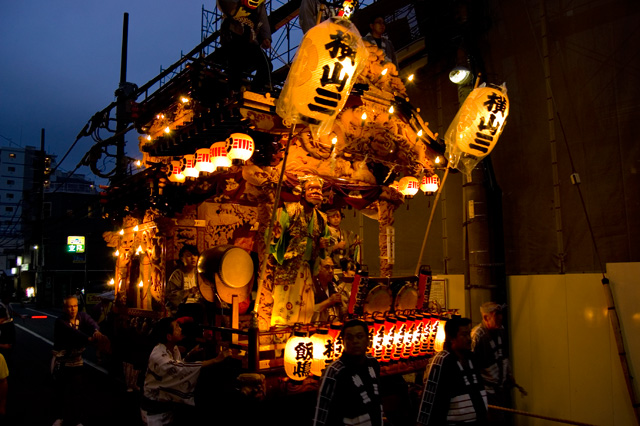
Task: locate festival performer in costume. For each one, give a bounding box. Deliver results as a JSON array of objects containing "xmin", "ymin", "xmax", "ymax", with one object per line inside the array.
[{"xmin": 268, "ymin": 175, "xmax": 330, "ymax": 325}]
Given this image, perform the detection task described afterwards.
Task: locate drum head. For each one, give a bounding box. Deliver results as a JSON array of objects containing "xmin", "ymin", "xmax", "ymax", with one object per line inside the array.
[
  {"xmin": 363, "ymin": 284, "xmax": 392, "ymax": 314},
  {"xmin": 394, "ymin": 283, "xmax": 418, "ymax": 311},
  {"xmin": 219, "ymin": 247, "xmax": 254, "ymax": 289}
]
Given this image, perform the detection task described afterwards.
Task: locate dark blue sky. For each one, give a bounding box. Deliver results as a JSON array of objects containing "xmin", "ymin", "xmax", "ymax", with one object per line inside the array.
[{"xmin": 0, "ymin": 1, "xmax": 208, "ymax": 181}]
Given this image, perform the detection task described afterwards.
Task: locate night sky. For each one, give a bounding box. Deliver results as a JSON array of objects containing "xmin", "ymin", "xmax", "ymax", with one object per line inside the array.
[{"xmin": 0, "ymin": 1, "xmax": 209, "ymax": 180}]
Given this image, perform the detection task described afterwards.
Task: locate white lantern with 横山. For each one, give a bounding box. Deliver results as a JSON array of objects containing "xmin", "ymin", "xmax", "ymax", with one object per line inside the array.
[
  {"xmin": 167, "ymin": 161, "xmax": 185, "ymax": 183},
  {"xmin": 398, "ymin": 176, "xmax": 420, "ymax": 197},
  {"xmin": 210, "ymin": 141, "xmax": 232, "ymax": 169},
  {"xmin": 445, "ymin": 83, "xmax": 509, "ymax": 175},
  {"xmin": 226, "ymin": 133, "xmax": 254, "ymax": 162},
  {"xmin": 284, "ymin": 331, "xmax": 314, "ymax": 381},
  {"xmin": 195, "ymin": 148, "xmax": 215, "ymax": 173},
  {"xmin": 275, "ymin": 17, "xmax": 368, "ymax": 139},
  {"xmin": 181, "ymin": 155, "xmax": 199, "ymax": 178},
  {"xmin": 420, "ymin": 175, "xmax": 440, "ymax": 194},
  {"xmin": 310, "ymin": 328, "xmax": 334, "ymax": 376},
  {"xmin": 434, "ymin": 319, "xmax": 446, "ymax": 352}
]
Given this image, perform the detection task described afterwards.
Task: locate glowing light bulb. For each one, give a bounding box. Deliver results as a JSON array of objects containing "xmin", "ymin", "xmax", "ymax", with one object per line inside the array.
[
  {"xmin": 119, "ymin": 229, "xmax": 124, "ymax": 235},
  {"xmin": 114, "ymin": 250, "xmax": 119, "ymax": 257},
  {"xmin": 136, "ymin": 160, "xmax": 142, "ymax": 167},
  {"xmin": 109, "ymin": 278, "xmax": 115, "ymax": 286},
  {"xmin": 146, "ymin": 135, "xmax": 152, "ymax": 141},
  {"xmin": 133, "ymin": 225, "xmax": 139, "ymax": 232},
  {"xmin": 138, "ymin": 281, "xmax": 144, "ymax": 288},
  {"xmin": 388, "ymin": 106, "xmax": 394, "ymax": 114},
  {"xmin": 408, "ymin": 74, "xmax": 414, "ymax": 82},
  {"xmin": 331, "ymin": 137, "xmax": 338, "ymax": 145},
  {"xmin": 435, "ymin": 156, "xmax": 441, "ymax": 164},
  {"xmin": 417, "ymin": 129, "xmax": 423, "ymax": 137},
  {"xmin": 361, "ymin": 112, "xmax": 367, "ymax": 120},
  {"xmin": 180, "ymin": 96, "xmax": 190, "ymax": 103},
  {"xmin": 381, "ymin": 68, "xmax": 388, "ymax": 76},
  {"xmin": 164, "ymin": 126, "xmax": 171, "ymax": 134}
]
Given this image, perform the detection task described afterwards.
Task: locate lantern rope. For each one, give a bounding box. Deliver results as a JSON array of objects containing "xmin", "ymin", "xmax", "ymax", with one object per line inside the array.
[
  {"xmin": 254, "ymin": 123, "xmax": 297, "ymax": 318},
  {"xmin": 414, "ymin": 167, "xmax": 450, "ymax": 276},
  {"xmin": 488, "ymin": 405, "xmax": 596, "ymax": 426}
]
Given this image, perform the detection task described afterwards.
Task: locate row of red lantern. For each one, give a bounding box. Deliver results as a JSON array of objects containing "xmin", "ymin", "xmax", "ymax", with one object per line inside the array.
[
  {"xmin": 283, "ymin": 314, "xmax": 446, "ymax": 381},
  {"xmin": 390, "ymin": 174, "xmax": 440, "ymax": 197},
  {"xmin": 166, "ymin": 133, "xmax": 255, "ymax": 182}
]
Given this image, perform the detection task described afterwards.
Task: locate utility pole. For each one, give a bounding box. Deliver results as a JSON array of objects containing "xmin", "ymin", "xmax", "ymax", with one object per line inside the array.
[{"xmin": 114, "ymin": 12, "xmax": 130, "ymax": 183}]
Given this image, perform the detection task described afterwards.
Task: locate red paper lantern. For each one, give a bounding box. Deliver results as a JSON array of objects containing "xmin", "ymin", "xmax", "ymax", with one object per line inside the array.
[
  {"xmin": 402, "ymin": 314, "xmax": 415, "ymax": 359},
  {"xmin": 391, "ymin": 314, "xmax": 407, "ymax": 361},
  {"xmin": 370, "ymin": 315, "xmax": 386, "ymax": 360},
  {"xmin": 381, "ymin": 315, "xmax": 397, "ymax": 363},
  {"xmin": 410, "ymin": 313, "xmax": 424, "ymax": 358}
]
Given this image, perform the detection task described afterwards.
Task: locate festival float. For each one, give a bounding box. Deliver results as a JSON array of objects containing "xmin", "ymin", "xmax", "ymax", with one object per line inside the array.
[{"xmin": 96, "ymin": 0, "xmax": 509, "ymax": 401}]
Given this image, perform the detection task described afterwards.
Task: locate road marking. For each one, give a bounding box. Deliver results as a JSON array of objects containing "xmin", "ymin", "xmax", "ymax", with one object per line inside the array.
[
  {"xmin": 27, "ymin": 308, "xmax": 58, "ymax": 319},
  {"xmin": 15, "ymin": 323, "xmax": 54, "ymax": 345},
  {"xmin": 14, "ymin": 323, "xmax": 109, "ymax": 375}
]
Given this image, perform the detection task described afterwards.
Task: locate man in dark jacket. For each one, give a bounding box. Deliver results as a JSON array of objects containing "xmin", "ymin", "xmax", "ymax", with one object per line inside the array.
[
  {"xmin": 417, "ymin": 317, "xmax": 488, "ymax": 426},
  {"xmin": 313, "ymin": 319, "xmax": 384, "ymax": 426},
  {"xmin": 51, "ymin": 294, "xmax": 105, "ymax": 426},
  {"xmin": 217, "ymin": 0, "xmax": 272, "ymax": 92}
]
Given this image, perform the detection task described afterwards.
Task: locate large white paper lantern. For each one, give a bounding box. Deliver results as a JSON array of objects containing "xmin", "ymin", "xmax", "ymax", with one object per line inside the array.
[
  {"xmin": 210, "ymin": 141, "xmax": 232, "ymax": 169},
  {"xmin": 195, "ymin": 148, "xmax": 215, "ymax": 173},
  {"xmin": 420, "ymin": 175, "xmax": 440, "ymax": 193},
  {"xmin": 276, "ymin": 17, "xmax": 367, "ymax": 139},
  {"xmin": 226, "ymin": 133, "xmax": 254, "ymax": 162},
  {"xmin": 445, "ymin": 84, "xmax": 509, "ymax": 175},
  {"xmin": 181, "ymin": 155, "xmax": 199, "ymax": 178},
  {"xmin": 284, "ymin": 331, "xmax": 313, "ymax": 381},
  {"xmin": 167, "ymin": 160, "xmax": 185, "ymax": 183}
]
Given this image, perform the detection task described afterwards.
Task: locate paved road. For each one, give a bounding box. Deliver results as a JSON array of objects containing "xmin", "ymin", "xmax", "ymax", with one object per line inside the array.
[{"xmin": 5, "ymin": 303, "xmax": 141, "ymax": 426}]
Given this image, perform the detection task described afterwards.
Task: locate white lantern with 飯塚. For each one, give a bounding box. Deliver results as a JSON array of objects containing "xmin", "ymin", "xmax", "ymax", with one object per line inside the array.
[
  {"xmin": 420, "ymin": 175, "xmax": 440, "ymax": 194},
  {"xmin": 167, "ymin": 161, "xmax": 185, "ymax": 183},
  {"xmin": 275, "ymin": 17, "xmax": 368, "ymax": 139},
  {"xmin": 445, "ymin": 84, "xmax": 509, "ymax": 175},
  {"xmin": 310, "ymin": 328, "xmax": 334, "ymax": 376},
  {"xmin": 181, "ymin": 155, "xmax": 199, "ymax": 178},
  {"xmin": 226, "ymin": 133, "xmax": 254, "ymax": 163},
  {"xmin": 398, "ymin": 176, "xmax": 420, "ymax": 197},
  {"xmin": 210, "ymin": 141, "xmax": 231, "ymax": 169},
  {"xmin": 195, "ymin": 148, "xmax": 215, "ymax": 173},
  {"xmin": 284, "ymin": 331, "xmax": 313, "ymax": 381}
]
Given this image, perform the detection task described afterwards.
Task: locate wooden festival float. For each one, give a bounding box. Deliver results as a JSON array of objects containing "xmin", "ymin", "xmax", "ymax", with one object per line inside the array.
[{"xmin": 99, "ymin": 9, "xmax": 509, "ymax": 398}]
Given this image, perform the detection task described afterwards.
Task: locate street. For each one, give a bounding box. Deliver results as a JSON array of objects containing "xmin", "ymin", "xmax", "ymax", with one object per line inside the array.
[{"xmin": 5, "ymin": 303, "xmax": 141, "ymax": 426}]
